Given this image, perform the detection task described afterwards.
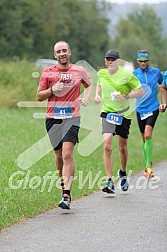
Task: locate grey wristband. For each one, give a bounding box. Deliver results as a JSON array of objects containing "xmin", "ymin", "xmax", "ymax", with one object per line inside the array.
[{"xmin": 125, "ymin": 94, "xmax": 130, "ymax": 100}]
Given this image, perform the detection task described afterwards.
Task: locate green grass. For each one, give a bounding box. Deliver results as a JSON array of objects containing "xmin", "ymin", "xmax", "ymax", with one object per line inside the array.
[
  {"xmin": 0, "ymin": 60, "xmax": 41, "ymax": 108},
  {"xmin": 0, "ymin": 107, "xmax": 167, "ymax": 230}
]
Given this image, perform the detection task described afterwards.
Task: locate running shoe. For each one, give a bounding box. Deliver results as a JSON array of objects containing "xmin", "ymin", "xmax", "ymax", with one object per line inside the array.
[
  {"xmin": 102, "ymin": 180, "xmax": 115, "ymax": 194},
  {"xmin": 58, "ymin": 194, "xmax": 71, "ymax": 209},
  {"xmin": 117, "ymin": 170, "xmax": 129, "ymax": 191},
  {"xmin": 144, "ymin": 167, "xmax": 154, "ymax": 178}
]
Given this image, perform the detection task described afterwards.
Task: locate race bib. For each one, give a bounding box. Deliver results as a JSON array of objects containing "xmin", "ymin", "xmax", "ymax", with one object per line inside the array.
[
  {"xmin": 54, "ymin": 105, "xmax": 72, "ymax": 119},
  {"xmin": 106, "ymin": 113, "xmax": 123, "ymax": 125},
  {"xmin": 140, "ymin": 112, "xmax": 153, "ymax": 120}
]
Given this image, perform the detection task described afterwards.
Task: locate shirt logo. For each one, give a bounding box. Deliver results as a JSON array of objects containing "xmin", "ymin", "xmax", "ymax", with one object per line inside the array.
[{"xmin": 60, "ymin": 73, "xmax": 73, "ymax": 85}]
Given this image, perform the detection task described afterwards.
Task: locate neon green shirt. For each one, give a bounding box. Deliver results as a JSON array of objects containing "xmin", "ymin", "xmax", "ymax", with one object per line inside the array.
[{"xmin": 97, "ymin": 67, "xmax": 141, "ymax": 119}]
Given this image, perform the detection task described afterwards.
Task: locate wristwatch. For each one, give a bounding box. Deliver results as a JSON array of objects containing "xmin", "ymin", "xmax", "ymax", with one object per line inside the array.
[
  {"xmin": 50, "ymin": 86, "xmax": 53, "ymax": 93},
  {"xmin": 125, "ymin": 94, "xmax": 130, "ymax": 100}
]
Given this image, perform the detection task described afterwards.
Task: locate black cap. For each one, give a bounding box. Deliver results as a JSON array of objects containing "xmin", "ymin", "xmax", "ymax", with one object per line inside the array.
[{"xmin": 105, "ymin": 50, "xmax": 120, "ymax": 59}]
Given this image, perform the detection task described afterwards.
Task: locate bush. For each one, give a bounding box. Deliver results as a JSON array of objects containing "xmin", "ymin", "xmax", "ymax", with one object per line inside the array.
[{"xmin": 0, "ymin": 60, "xmax": 41, "ymax": 108}]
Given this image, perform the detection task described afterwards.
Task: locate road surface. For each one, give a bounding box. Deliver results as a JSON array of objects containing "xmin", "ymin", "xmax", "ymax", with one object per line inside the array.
[{"xmin": 0, "ymin": 161, "xmax": 167, "ymax": 252}]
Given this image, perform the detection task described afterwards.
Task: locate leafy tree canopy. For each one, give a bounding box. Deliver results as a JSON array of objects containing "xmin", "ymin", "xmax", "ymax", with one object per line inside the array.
[
  {"xmin": 111, "ymin": 5, "xmax": 167, "ymax": 70},
  {"xmin": 0, "ymin": 0, "xmax": 112, "ymax": 68}
]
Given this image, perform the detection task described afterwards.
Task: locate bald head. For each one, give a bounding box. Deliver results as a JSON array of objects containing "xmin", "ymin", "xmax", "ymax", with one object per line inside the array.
[{"xmin": 54, "ymin": 41, "xmax": 71, "ymax": 52}]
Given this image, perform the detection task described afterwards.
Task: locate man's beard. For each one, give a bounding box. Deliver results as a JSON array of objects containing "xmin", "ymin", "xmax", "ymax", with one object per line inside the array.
[
  {"xmin": 59, "ymin": 57, "xmax": 69, "ymax": 65},
  {"xmin": 61, "ymin": 61, "xmax": 68, "ymax": 65}
]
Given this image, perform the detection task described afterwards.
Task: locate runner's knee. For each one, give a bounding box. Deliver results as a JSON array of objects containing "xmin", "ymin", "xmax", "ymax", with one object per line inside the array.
[
  {"xmin": 104, "ymin": 144, "xmax": 112, "ymax": 155},
  {"xmin": 62, "ymin": 151, "xmax": 73, "ymax": 162},
  {"xmin": 119, "ymin": 144, "xmax": 127, "ymax": 154}
]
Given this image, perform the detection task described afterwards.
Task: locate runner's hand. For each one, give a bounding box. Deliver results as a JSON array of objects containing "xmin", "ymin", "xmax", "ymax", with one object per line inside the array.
[
  {"xmin": 114, "ymin": 92, "xmax": 126, "ymax": 101},
  {"xmin": 80, "ymin": 97, "xmax": 89, "ymax": 106},
  {"xmin": 52, "ymin": 81, "xmax": 64, "ymax": 92},
  {"xmin": 159, "ymin": 104, "xmax": 166, "ymax": 112},
  {"xmin": 95, "ymin": 95, "xmax": 101, "ymax": 104}
]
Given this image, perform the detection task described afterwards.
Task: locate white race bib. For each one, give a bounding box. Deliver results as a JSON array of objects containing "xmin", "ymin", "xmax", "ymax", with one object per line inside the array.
[{"xmin": 140, "ymin": 112, "xmax": 153, "ymax": 120}]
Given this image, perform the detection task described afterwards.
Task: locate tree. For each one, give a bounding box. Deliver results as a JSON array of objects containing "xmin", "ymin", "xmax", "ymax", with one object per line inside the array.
[
  {"xmin": 32, "ymin": 0, "xmax": 112, "ymax": 68},
  {"xmin": 0, "ymin": 0, "xmax": 42, "ymax": 58},
  {"xmin": 0, "ymin": 0, "xmax": 112, "ymax": 68},
  {"xmin": 112, "ymin": 5, "xmax": 167, "ymax": 70}
]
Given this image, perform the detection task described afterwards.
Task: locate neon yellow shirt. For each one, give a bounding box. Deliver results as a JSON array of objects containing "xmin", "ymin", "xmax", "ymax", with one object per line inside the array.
[{"xmin": 97, "ymin": 67, "xmax": 141, "ymax": 119}]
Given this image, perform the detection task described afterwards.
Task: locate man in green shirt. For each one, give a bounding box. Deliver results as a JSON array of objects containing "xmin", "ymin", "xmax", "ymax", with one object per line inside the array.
[{"xmin": 95, "ymin": 49, "xmax": 144, "ymax": 193}]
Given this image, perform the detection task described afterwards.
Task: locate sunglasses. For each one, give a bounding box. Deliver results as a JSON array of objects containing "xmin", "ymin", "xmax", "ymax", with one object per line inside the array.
[{"xmin": 138, "ymin": 60, "xmax": 148, "ymax": 63}]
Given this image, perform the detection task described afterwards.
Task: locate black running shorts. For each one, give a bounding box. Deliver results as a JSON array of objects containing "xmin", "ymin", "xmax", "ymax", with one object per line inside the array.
[
  {"xmin": 101, "ymin": 113, "xmax": 131, "ymax": 139},
  {"xmin": 136, "ymin": 109, "xmax": 159, "ymax": 133},
  {"xmin": 46, "ymin": 117, "xmax": 80, "ymax": 151}
]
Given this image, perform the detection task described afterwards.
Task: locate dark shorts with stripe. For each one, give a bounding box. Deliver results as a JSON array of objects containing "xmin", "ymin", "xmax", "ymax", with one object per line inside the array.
[
  {"xmin": 101, "ymin": 112, "xmax": 131, "ymax": 139},
  {"xmin": 46, "ymin": 117, "xmax": 80, "ymax": 151},
  {"xmin": 136, "ymin": 109, "xmax": 159, "ymax": 133}
]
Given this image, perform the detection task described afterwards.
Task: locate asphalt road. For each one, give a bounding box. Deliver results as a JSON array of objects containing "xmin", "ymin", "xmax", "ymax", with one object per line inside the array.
[{"xmin": 0, "ymin": 161, "xmax": 167, "ymax": 252}]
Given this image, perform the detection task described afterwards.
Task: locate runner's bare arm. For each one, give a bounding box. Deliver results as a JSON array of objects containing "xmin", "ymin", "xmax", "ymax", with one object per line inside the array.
[
  {"xmin": 37, "ymin": 85, "xmax": 52, "ymax": 102},
  {"xmin": 159, "ymin": 85, "xmax": 167, "ymax": 112},
  {"xmin": 94, "ymin": 85, "xmax": 102, "ymax": 103},
  {"xmin": 80, "ymin": 82, "xmax": 93, "ymax": 106},
  {"xmin": 37, "ymin": 80, "xmax": 64, "ymax": 101},
  {"xmin": 115, "ymin": 87, "xmax": 144, "ymax": 100}
]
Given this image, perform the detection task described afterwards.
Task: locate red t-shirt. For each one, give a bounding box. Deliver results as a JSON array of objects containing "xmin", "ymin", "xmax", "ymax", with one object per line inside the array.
[{"xmin": 39, "ymin": 63, "xmax": 91, "ymax": 118}]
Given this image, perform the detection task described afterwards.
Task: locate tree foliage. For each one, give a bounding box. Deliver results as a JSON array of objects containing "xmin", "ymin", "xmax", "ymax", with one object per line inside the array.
[
  {"xmin": 112, "ymin": 5, "xmax": 167, "ymax": 70},
  {"xmin": 1, "ymin": 1, "xmax": 167, "ymax": 70},
  {"xmin": 0, "ymin": 0, "xmax": 111, "ymax": 68}
]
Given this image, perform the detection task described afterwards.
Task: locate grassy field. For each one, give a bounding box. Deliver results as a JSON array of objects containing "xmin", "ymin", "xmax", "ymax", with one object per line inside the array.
[{"xmin": 0, "ymin": 107, "xmax": 167, "ymax": 230}]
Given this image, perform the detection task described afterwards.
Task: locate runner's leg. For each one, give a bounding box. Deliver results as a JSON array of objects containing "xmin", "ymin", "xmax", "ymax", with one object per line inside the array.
[
  {"xmin": 103, "ymin": 133, "xmax": 113, "ymax": 178},
  {"xmin": 61, "ymin": 142, "xmax": 75, "ymax": 191},
  {"xmin": 118, "ymin": 136, "xmax": 128, "ymax": 172},
  {"xmin": 144, "ymin": 125, "xmax": 153, "ymax": 167}
]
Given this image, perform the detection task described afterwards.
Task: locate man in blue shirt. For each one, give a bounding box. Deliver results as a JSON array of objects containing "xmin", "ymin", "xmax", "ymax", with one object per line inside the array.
[{"xmin": 133, "ymin": 49, "xmax": 163, "ymax": 178}]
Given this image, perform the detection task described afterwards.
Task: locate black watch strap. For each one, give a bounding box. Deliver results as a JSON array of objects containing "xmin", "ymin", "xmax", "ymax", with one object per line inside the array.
[
  {"xmin": 50, "ymin": 86, "xmax": 53, "ymax": 93},
  {"xmin": 125, "ymin": 94, "xmax": 130, "ymax": 99}
]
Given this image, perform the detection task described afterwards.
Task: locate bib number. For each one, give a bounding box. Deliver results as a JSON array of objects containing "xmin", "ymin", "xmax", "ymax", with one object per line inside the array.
[
  {"xmin": 140, "ymin": 112, "xmax": 153, "ymax": 120},
  {"xmin": 54, "ymin": 105, "xmax": 72, "ymax": 119},
  {"xmin": 106, "ymin": 113, "xmax": 123, "ymax": 125}
]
